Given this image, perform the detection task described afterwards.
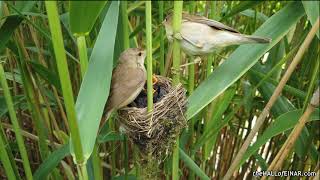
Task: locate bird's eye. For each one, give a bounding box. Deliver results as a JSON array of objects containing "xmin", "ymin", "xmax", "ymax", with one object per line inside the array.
[{"xmin": 138, "ymin": 52, "xmax": 142, "ymax": 56}]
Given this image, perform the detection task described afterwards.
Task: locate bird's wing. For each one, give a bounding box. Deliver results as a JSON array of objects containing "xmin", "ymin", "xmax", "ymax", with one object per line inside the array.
[
  {"xmin": 106, "ymin": 65, "xmax": 146, "ymax": 112},
  {"xmin": 174, "ymin": 32, "xmax": 204, "ymax": 48},
  {"xmin": 183, "ymin": 13, "xmax": 239, "ymax": 33}
]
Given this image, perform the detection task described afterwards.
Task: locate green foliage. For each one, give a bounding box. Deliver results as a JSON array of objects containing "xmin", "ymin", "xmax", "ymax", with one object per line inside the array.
[
  {"xmin": 69, "ymin": 1, "xmax": 107, "ymax": 36},
  {"xmin": 71, "ymin": 1, "xmax": 120, "ymax": 161},
  {"xmin": 0, "ymin": 1, "xmax": 319, "ymax": 179}
]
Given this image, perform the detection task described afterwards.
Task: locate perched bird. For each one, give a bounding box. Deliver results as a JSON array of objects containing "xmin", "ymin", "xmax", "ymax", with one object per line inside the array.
[
  {"xmin": 103, "ymin": 48, "xmax": 147, "ymax": 122},
  {"xmin": 163, "ymin": 12, "xmax": 271, "ymax": 56}
]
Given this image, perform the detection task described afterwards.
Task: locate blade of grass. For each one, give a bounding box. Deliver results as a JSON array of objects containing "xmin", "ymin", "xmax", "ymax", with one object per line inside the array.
[
  {"xmin": 34, "ymin": 144, "xmax": 70, "ymax": 180},
  {"xmin": 72, "ymin": 0, "xmax": 120, "ymax": 162},
  {"xmin": 0, "ymin": 64, "xmax": 32, "ymax": 180},
  {"xmin": 302, "ymin": 1, "xmax": 320, "ymax": 38},
  {"xmin": 0, "ymin": 130, "xmax": 16, "ymax": 180},
  {"xmin": 69, "ymin": 1, "xmax": 107, "ymax": 36},
  {"xmin": 0, "ymin": 15, "xmax": 23, "ymax": 52},
  {"xmin": 222, "ymin": 1, "xmax": 262, "ymax": 19},
  {"xmin": 15, "ymin": 33, "xmax": 50, "ymax": 161},
  {"xmin": 179, "ymin": 148, "xmax": 210, "ymax": 180}
]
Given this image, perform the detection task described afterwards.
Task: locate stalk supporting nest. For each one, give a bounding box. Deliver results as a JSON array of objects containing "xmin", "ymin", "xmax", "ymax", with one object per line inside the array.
[{"xmin": 118, "ymin": 76, "xmax": 187, "ymax": 159}]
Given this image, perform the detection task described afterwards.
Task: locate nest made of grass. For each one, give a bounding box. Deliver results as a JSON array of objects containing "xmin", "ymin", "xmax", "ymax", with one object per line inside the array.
[{"xmin": 118, "ymin": 75, "xmax": 187, "ymax": 159}]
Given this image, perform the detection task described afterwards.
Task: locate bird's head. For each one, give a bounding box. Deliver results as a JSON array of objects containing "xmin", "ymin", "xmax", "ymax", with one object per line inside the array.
[
  {"xmin": 162, "ymin": 13, "xmax": 174, "ymax": 42},
  {"xmin": 119, "ymin": 48, "xmax": 146, "ymax": 66}
]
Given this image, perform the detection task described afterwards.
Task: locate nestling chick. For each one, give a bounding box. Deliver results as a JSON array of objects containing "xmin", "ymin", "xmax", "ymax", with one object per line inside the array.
[{"xmin": 163, "ymin": 12, "xmax": 271, "ymax": 56}]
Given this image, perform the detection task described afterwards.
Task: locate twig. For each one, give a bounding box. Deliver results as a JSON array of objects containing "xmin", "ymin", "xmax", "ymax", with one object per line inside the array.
[
  {"xmin": 223, "ymin": 18, "xmax": 320, "ymax": 180},
  {"xmin": 1, "ymin": 122, "xmax": 62, "ymax": 147}
]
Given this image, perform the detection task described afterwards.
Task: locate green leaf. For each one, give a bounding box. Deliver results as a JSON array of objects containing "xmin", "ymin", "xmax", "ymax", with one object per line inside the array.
[
  {"xmin": 302, "ymin": 1, "xmax": 320, "ymax": 38},
  {"xmin": 239, "ymin": 109, "xmax": 320, "ymax": 167},
  {"xmin": 28, "ymin": 61, "xmax": 61, "ymax": 90},
  {"xmin": 222, "ymin": 1, "xmax": 263, "ymax": 19},
  {"xmin": 186, "ymin": 2, "xmax": 305, "ymax": 120},
  {"xmin": 69, "ymin": 1, "xmax": 107, "ymax": 36},
  {"xmin": 33, "ymin": 144, "xmax": 70, "ymax": 180},
  {"xmin": 203, "ymin": 87, "xmax": 236, "ymax": 159},
  {"xmin": 14, "ymin": 1, "xmax": 37, "ymax": 12},
  {"xmin": 97, "ymin": 132, "xmax": 125, "ymax": 143},
  {"xmin": 0, "ymin": 15, "xmax": 23, "ymax": 52},
  {"xmin": 179, "ymin": 148, "xmax": 210, "ymax": 180},
  {"xmin": 240, "ymin": 9, "xmax": 268, "ymax": 22},
  {"xmin": 112, "ymin": 175, "xmax": 137, "ymax": 180},
  {"xmin": 70, "ymin": 1, "xmax": 120, "ymax": 160}
]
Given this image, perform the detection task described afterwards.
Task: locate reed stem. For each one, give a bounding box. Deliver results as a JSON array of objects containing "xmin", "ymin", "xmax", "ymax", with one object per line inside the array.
[{"xmin": 171, "ymin": 1, "xmax": 184, "ymax": 180}]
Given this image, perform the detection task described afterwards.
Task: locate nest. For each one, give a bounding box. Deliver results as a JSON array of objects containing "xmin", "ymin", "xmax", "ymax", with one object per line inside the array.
[{"xmin": 118, "ymin": 76, "xmax": 187, "ymax": 159}]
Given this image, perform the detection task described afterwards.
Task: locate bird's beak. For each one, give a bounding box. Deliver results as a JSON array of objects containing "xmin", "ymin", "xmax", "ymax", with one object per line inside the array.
[{"xmin": 142, "ymin": 50, "xmax": 146, "ymax": 59}]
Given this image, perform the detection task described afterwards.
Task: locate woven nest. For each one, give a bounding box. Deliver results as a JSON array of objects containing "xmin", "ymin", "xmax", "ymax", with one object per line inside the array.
[{"xmin": 118, "ymin": 76, "xmax": 187, "ymax": 159}]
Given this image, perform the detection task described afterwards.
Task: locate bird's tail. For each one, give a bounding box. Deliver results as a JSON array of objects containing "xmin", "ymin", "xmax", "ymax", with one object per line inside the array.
[{"xmin": 241, "ymin": 35, "xmax": 272, "ymax": 44}]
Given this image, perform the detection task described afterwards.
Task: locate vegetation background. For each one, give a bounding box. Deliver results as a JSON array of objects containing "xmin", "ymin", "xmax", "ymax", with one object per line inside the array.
[{"xmin": 0, "ymin": 1, "xmax": 319, "ymax": 179}]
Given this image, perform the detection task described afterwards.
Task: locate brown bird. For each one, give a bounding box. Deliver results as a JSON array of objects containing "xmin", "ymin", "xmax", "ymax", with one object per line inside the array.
[
  {"xmin": 163, "ymin": 12, "xmax": 271, "ymax": 56},
  {"xmin": 103, "ymin": 48, "xmax": 147, "ymax": 122}
]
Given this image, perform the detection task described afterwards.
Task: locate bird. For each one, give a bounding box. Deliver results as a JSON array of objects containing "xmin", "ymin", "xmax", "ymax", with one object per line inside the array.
[
  {"xmin": 103, "ymin": 48, "xmax": 147, "ymax": 124},
  {"xmin": 162, "ymin": 12, "xmax": 271, "ymax": 56}
]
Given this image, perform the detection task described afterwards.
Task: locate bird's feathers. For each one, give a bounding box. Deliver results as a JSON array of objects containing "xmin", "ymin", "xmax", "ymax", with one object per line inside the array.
[
  {"xmin": 182, "ymin": 13, "xmax": 240, "ymax": 33},
  {"xmin": 106, "ymin": 64, "xmax": 146, "ymax": 112}
]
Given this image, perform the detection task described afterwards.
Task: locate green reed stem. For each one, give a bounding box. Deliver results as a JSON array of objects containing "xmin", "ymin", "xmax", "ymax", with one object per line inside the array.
[
  {"xmin": 45, "ymin": 2, "xmax": 87, "ymax": 178},
  {"xmin": 188, "ymin": 3, "xmax": 196, "ymax": 180},
  {"xmin": 92, "ymin": 144, "xmax": 102, "ymax": 180},
  {"xmin": 0, "ymin": 64, "xmax": 33, "ymax": 180},
  {"xmin": 121, "ymin": 1, "xmax": 130, "ymax": 49},
  {"xmin": 172, "ymin": 2, "xmax": 183, "ymax": 86},
  {"xmin": 172, "ymin": 1, "xmax": 183, "ymax": 180},
  {"xmin": 159, "ymin": 1, "xmax": 165, "ymax": 75},
  {"xmin": 109, "ymin": 118, "xmax": 116, "ymax": 177},
  {"xmin": 203, "ymin": 0, "xmax": 217, "ymax": 170},
  {"xmin": 77, "ymin": 36, "xmax": 89, "ymax": 78},
  {"xmin": 302, "ymin": 59, "xmax": 319, "ymax": 111},
  {"xmin": 145, "ymin": 1, "xmax": 153, "ymax": 112},
  {"xmin": 121, "ymin": 3, "xmax": 130, "ymax": 178},
  {"xmin": 0, "ymin": 123, "xmax": 21, "ymax": 180},
  {"xmin": 0, "ymin": 126, "xmax": 16, "ymax": 180}
]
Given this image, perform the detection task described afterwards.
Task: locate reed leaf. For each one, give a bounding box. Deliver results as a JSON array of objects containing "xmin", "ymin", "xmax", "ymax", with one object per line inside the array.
[{"xmin": 70, "ymin": 1, "xmax": 120, "ymax": 160}]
